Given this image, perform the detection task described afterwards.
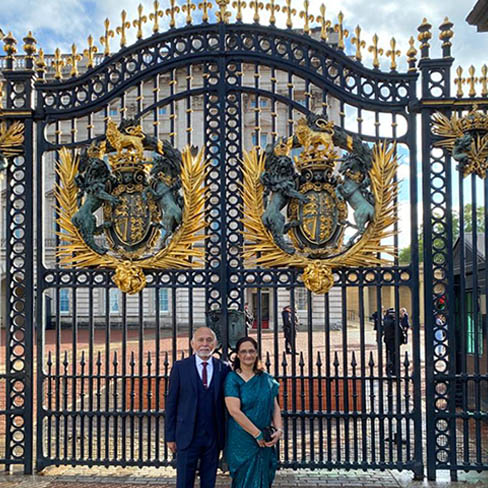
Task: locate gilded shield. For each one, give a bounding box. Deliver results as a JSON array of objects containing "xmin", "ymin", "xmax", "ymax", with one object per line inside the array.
[
  {"xmin": 289, "ymin": 182, "xmax": 347, "ymax": 255},
  {"xmin": 104, "ymin": 170, "xmax": 161, "ymax": 257}
]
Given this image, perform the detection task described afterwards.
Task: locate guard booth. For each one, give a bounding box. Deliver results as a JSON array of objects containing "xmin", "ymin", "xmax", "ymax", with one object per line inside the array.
[{"xmin": 0, "ymin": 1, "xmax": 486, "ymax": 481}]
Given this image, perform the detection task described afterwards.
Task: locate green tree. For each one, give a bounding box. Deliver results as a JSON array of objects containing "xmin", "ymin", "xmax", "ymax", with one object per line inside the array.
[{"xmin": 398, "ymin": 204, "xmax": 485, "ymax": 264}]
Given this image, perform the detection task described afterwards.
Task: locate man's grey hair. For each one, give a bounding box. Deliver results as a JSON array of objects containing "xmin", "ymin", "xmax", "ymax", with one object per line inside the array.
[{"xmin": 191, "ymin": 326, "xmax": 217, "ymax": 342}]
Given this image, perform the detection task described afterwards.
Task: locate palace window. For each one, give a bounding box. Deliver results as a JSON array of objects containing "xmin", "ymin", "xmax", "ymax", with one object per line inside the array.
[
  {"xmin": 59, "ymin": 289, "xmax": 70, "ymax": 314},
  {"xmin": 158, "ymin": 288, "xmax": 169, "ymax": 314},
  {"xmin": 109, "ymin": 288, "xmax": 120, "ymax": 314}
]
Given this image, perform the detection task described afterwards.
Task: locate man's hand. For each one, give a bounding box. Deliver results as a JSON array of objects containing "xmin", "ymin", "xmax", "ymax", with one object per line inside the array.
[{"xmin": 167, "ymin": 442, "xmax": 177, "ymax": 453}]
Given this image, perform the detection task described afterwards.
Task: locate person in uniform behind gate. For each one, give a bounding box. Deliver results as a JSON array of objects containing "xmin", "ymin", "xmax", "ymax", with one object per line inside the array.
[
  {"xmin": 165, "ymin": 327, "xmax": 231, "ymax": 488},
  {"xmin": 383, "ymin": 308, "xmax": 406, "ymax": 376},
  {"xmin": 281, "ymin": 305, "xmax": 298, "ymax": 354},
  {"xmin": 399, "ymin": 307, "xmax": 410, "ymax": 344},
  {"xmin": 244, "ymin": 302, "xmax": 254, "ymax": 329}
]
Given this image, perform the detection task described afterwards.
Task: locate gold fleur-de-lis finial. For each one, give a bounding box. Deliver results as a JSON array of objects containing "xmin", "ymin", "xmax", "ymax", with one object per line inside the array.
[
  {"xmin": 35, "ymin": 47, "xmax": 47, "ymax": 79},
  {"xmin": 149, "ymin": 1, "xmax": 164, "ymax": 33},
  {"xmin": 351, "ymin": 25, "xmax": 366, "ymax": 62},
  {"xmin": 232, "ymin": 0, "xmax": 247, "ymax": 22},
  {"xmin": 133, "ymin": 4, "xmax": 148, "ymax": 40},
  {"xmin": 198, "ymin": 1, "xmax": 213, "ymax": 22},
  {"xmin": 250, "ymin": 1, "xmax": 264, "ymax": 24},
  {"xmin": 216, "ymin": 0, "xmax": 231, "ymax": 23},
  {"xmin": 53, "ymin": 48, "xmax": 65, "ymax": 80},
  {"xmin": 299, "ymin": 0, "xmax": 314, "ymax": 35},
  {"xmin": 166, "ymin": 0, "xmax": 180, "ymax": 28},
  {"xmin": 317, "ymin": 4, "xmax": 331, "ymax": 42},
  {"xmin": 454, "ymin": 66, "xmax": 465, "ymax": 97},
  {"xmin": 100, "ymin": 18, "xmax": 115, "ymax": 56},
  {"xmin": 385, "ymin": 37, "xmax": 401, "ymax": 71},
  {"xmin": 334, "ymin": 11, "xmax": 349, "ymax": 51},
  {"xmin": 83, "ymin": 35, "xmax": 98, "ymax": 69},
  {"xmin": 480, "ymin": 65, "xmax": 488, "ymax": 97},
  {"xmin": 368, "ymin": 34, "xmax": 383, "ymax": 69},
  {"xmin": 466, "ymin": 65, "xmax": 478, "ymax": 97},
  {"xmin": 116, "ymin": 10, "xmax": 131, "ymax": 47},
  {"xmin": 67, "ymin": 43, "xmax": 82, "ymax": 77},
  {"xmin": 406, "ymin": 36, "xmax": 417, "ymax": 72},
  {"xmin": 283, "ymin": 0, "xmax": 297, "ymax": 29},
  {"xmin": 266, "ymin": 0, "xmax": 280, "ymax": 25},
  {"xmin": 182, "ymin": 0, "xmax": 196, "ymax": 25}
]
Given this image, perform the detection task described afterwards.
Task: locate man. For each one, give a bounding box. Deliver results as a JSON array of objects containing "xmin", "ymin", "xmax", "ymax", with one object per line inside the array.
[
  {"xmin": 244, "ymin": 302, "xmax": 254, "ymax": 329},
  {"xmin": 165, "ymin": 327, "xmax": 231, "ymax": 488},
  {"xmin": 383, "ymin": 308, "xmax": 403, "ymax": 375},
  {"xmin": 282, "ymin": 305, "xmax": 297, "ymax": 354},
  {"xmin": 399, "ymin": 307, "xmax": 410, "ymax": 344}
]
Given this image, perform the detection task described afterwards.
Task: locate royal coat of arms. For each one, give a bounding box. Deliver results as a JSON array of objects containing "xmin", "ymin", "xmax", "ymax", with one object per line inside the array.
[
  {"xmin": 242, "ymin": 113, "xmax": 398, "ymax": 294},
  {"xmin": 56, "ymin": 119, "xmax": 206, "ymax": 294}
]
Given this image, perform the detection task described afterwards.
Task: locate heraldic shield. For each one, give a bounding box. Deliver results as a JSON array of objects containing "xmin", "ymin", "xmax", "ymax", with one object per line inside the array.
[
  {"xmin": 242, "ymin": 113, "xmax": 399, "ymax": 294},
  {"xmin": 55, "ymin": 118, "xmax": 206, "ymax": 294}
]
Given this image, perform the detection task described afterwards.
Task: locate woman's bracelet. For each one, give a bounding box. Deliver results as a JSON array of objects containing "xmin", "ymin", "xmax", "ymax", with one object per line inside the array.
[{"xmin": 254, "ymin": 431, "xmax": 264, "ymax": 441}]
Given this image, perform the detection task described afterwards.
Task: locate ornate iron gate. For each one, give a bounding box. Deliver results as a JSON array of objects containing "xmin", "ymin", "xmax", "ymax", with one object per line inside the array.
[{"xmin": 0, "ymin": 1, "xmax": 485, "ymax": 480}]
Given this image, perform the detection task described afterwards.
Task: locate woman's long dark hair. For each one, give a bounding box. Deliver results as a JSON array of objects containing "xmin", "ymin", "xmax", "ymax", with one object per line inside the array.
[{"xmin": 233, "ymin": 336, "xmax": 264, "ymax": 374}]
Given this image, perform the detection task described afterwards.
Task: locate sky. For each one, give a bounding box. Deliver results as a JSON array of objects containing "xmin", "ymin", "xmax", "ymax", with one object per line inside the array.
[
  {"xmin": 0, "ymin": 0, "xmax": 483, "ymax": 73},
  {"xmin": 0, "ymin": 0, "xmax": 485, "ymax": 249}
]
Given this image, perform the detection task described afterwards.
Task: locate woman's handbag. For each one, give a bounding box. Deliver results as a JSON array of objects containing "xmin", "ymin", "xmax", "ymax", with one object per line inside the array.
[{"xmin": 262, "ymin": 426, "xmax": 277, "ymax": 442}]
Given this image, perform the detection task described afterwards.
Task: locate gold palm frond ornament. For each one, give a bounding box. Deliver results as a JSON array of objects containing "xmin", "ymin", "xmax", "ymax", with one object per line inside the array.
[
  {"xmin": 433, "ymin": 105, "xmax": 488, "ymax": 178},
  {"xmin": 242, "ymin": 121, "xmax": 398, "ymax": 294},
  {"xmin": 0, "ymin": 120, "xmax": 24, "ymax": 176},
  {"xmin": 55, "ymin": 122, "xmax": 206, "ymax": 294}
]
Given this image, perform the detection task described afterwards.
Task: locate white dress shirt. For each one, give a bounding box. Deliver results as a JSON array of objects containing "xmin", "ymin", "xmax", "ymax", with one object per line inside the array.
[{"xmin": 195, "ymin": 354, "xmax": 214, "ymax": 386}]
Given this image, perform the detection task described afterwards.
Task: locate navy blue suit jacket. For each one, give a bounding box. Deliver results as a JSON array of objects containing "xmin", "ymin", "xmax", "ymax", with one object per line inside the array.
[{"xmin": 165, "ymin": 355, "xmax": 231, "ymax": 450}]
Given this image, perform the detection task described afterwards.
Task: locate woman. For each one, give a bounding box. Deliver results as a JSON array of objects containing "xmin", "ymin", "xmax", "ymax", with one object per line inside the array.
[{"xmin": 224, "ymin": 336, "xmax": 282, "ymax": 488}]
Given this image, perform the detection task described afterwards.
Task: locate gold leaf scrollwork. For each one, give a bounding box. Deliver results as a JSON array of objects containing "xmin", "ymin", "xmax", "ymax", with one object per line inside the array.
[
  {"xmin": 55, "ymin": 145, "xmax": 207, "ymax": 294},
  {"xmin": 241, "ymin": 142, "xmax": 398, "ymax": 294}
]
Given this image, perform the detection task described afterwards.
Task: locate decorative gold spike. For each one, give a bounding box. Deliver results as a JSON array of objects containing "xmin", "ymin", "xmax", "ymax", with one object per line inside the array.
[
  {"xmin": 266, "ymin": 0, "xmax": 280, "ymax": 25},
  {"xmin": 480, "ymin": 65, "xmax": 488, "ymax": 97},
  {"xmin": 454, "ymin": 66, "xmax": 465, "ymax": 98},
  {"xmin": 83, "ymin": 35, "xmax": 98, "ymax": 69},
  {"xmin": 334, "ymin": 11, "xmax": 349, "ymax": 51},
  {"xmin": 198, "ymin": 1, "xmax": 213, "ymax": 22},
  {"xmin": 368, "ymin": 34, "xmax": 383, "ymax": 69},
  {"xmin": 466, "ymin": 65, "xmax": 478, "ymax": 98},
  {"xmin": 232, "ymin": 0, "xmax": 247, "ymax": 22},
  {"xmin": 116, "ymin": 10, "xmax": 131, "ymax": 47},
  {"xmin": 299, "ymin": 0, "xmax": 314, "ymax": 35},
  {"xmin": 283, "ymin": 0, "xmax": 297, "ymax": 30},
  {"xmin": 385, "ymin": 37, "xmax": 401, "ymax": 71},
  {"xmin": 406, "ymin": 36, "xmax": 417, "ymax": 72},
  {"xmin": 439, "ymin": 17, "xmax": 454, "ymax": 57},
  {"xmin": 3, "ymin": 32, "xmax": 17, "ymax": 60},
  {"xmin": 22, "ymin": 31, "xmax": 37, "ymax": 59},
  {"xmin": 149, "ymin": 1, "xmax": 164, "ymax": 33},
  {"xmin": 216, "ymin": 0, "xmax": 231, "ymax": 23},
  {"xmin": 53, "ymin": 48, "xmax": 65, "ymax": 80},
  {"xmin": 250, "ymin": 1, "xmax": 264, "ymax": 23},
  {"xmin": 35, "ymin": 47, "xmax": 47, "ymax": 77},
  {"xmin": 67, "ymin": 43, "xmax": 82, "ymax": 77},
  {"xmin": 133, "ymin": 4, "xmax": 148, "ymax": 39},
  {"xmin": 417, "ymin": 18, "xmax": 432, "ymax": 59},
  {"xmin": 317, "ymin": 4, "xmax": 331, "ymax": 42},
  {"xmin": 351, "ymin": 25, "xmax": 366, "ymax": 62},
  {"xmin": 166, "ymin": 0, "xmax": 180, "ymax": 28},
  {"xmin": 100, "ymin": 18, "xmax": 115, "ymax": 56},
  {"xmin": 182, "ymin": 0, "xmax": 196, "ymax": 25}
]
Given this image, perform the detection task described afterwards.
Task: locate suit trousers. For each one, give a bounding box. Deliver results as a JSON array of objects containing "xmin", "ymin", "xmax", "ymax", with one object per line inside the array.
[{"xmin": 176, "ymin": 433, "xmax": 219, "ymax": 488}]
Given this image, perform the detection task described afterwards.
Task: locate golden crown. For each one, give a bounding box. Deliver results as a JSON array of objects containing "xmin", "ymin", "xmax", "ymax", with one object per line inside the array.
[{"xmin": 459, "ymin": 105, "xmax": 488, "ymax": 132}]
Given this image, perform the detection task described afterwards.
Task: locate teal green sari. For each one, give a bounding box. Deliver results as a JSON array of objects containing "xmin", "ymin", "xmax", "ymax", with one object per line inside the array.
[{"xmin": 224, "ymin": 371, "xmax": 279, "ymax": 488}]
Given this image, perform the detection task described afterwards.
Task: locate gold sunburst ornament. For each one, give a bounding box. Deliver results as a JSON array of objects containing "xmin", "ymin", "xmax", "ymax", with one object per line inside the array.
[
  {"xmin": 242, "ymin": 134, "xmax": 398, "ymax": 294},
  {"xmin": 55, "ymin": 122, "xmax": 207, "ymax": 294},
  {"xmin": 433, "ymin": 105, "xmax": 488, "ymax": 179}
]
